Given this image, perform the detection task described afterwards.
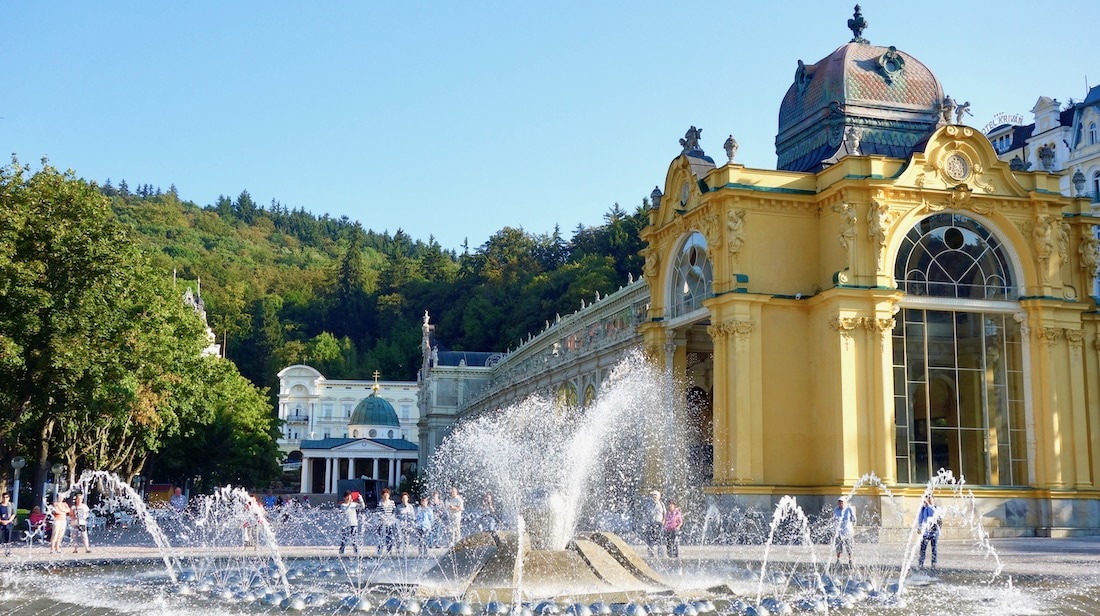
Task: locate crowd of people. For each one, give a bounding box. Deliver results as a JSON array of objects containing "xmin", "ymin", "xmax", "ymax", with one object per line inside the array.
[
  {"xmin": 0, "ymin": 482, "xmax": 948, "ymax": 570},
  {"xmin": 334, "ymin": 486, "xmax": 488, "ymax": 556}
]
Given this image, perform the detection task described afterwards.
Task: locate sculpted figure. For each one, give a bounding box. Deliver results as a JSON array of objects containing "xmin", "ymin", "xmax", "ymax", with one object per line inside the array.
[
  {"xmin": 1058, "ymin": 221, "xmax": 1070, "ymax": 263},
  {"xmin": 1034, "ymin": 216, "xmax": 1053, "ymax": 265},
  {"xmin": 955, "ymin": 101, "xmax": 972, "ymax": 125},
  {"xmin": 867, "ymin": 200, "xmax": 891, "ymax": 271},
  {"xmin": 834, "ymin": 202, "xmax": 857, "ymax": 256},
  {"xmin": 680, "ymin": 126, "xmax": 702, "ymax": 153},
  {"xmin": 724, "ymin": 135, "xmax": 738, "ymax": 162},
  {"xmin": 727, "ymin": 209, "xmax": 746, "ymax": 258},
  {"xmin": 940, "ymin": 95, "xmax": 956, "ymax": 124},
  {"xmin": 1080, "ymin": 232, "xmax": 1100, "ymax": 275}
]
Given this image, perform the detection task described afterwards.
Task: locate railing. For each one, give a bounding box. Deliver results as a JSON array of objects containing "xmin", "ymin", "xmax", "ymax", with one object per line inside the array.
[{"xmin": 286, "ymin": 414, "xmax": 309, "ymax": 423}]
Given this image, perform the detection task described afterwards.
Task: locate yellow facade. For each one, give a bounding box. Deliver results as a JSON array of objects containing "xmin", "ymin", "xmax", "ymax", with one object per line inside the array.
[{"xmin": 640, "ymin": 126, "xmax": 1100, "ymax": 534}]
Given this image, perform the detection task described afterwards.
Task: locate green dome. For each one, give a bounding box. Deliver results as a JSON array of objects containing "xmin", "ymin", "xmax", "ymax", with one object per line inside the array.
[{"xmin": 350, "ymin": 392, "xmax": 400, "ymax": 427}]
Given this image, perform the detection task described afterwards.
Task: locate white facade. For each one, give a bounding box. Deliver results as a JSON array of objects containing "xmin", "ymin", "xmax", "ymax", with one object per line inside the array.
[
  {"xmin": 276, "ymin": 365, "xmax": 420, "ymax": 457},
  {"xmin": 986, "ymin": 85, "xmax": 1100, "ymax": 296}
]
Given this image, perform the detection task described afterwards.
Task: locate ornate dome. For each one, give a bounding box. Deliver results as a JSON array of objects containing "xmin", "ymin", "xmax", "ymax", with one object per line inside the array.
[
  {"xmin": 776, "ymin": 7, "xmax": 944, "ymax": 172},
  {"xmin": 349, "ymin": 392, "xmax": 400, "ymax": 428}
]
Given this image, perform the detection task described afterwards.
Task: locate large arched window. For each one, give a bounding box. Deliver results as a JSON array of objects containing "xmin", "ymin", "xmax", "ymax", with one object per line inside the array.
[
  {"xmin": 1090, "ymin": 122, "xmax": 1098, "ymax": 146},
  {"xmin": 895, "ymin": 214, "xmax": 1015, "ymax": 300},
  {"xmin": 892, "ymin": 213, "xmax": 1026, "ymax": 486},
  {"xmin": 670, "ymin": 232, "xmax": 713, "ymax": 319}
]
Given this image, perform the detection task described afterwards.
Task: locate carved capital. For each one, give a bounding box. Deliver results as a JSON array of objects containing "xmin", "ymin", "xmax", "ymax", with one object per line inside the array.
[
  {"xmin": 1036, "ymin": 327, "xmax": 1063, "ymax": 349},
  {"xmin": 1065, "ymin": 328, "xmax": 1084, "ymax": 353},
  {"xmin": 1013, "ymin": 312, "xmax": 1030, "ymax": 337},
  {"xmin": 707, "ymin": 319, "xmax": 757, "ymax": 343}
]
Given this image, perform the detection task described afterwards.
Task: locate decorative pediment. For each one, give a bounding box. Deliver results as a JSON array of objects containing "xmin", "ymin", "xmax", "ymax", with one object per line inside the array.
[{"xmin": 896, "ymin": 125, "xmax": 1029, "ymax": 199}]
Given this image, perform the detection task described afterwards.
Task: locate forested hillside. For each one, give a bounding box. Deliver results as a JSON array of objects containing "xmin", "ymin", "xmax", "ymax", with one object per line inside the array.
[{"xmin": 103, "ymin": 180, "xmax": 650, "ymax": 396}]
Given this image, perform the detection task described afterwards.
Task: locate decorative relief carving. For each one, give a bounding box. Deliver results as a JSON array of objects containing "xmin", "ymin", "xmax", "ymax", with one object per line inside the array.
[
  {"xmin": 921, "ymin": 184, "xmax": 992, "ymax": 215},
  {"xmin": 700, "ymin": 213, "xmax": 720, "ymax": 251},
  {"xmin": 1065, "ymin": 329, "xmax": 1085, "ymax": 354},
  {"xmin": 832, "ymin": 202, "xmax": 857, "ymax": 262},
  {"xmin": 707, "ymin": 320, "xmax": 757, "ymax": 346},
  {"xmin": 864, "ymin": 316, "xmax": 896, "ymax": 351},
  {"xmin": 642, "ymin": 247, "xmax": 660, "ymax": 285},
  {"xmin": 1058, "ymin": 221, "xmax": 1070, "ymax": 264},
  {"xmin": 1080, "ymin": 231, "xmax": 1100, "ymax": 276},
  {"xmin": 829, "ymin": 316, "xmax": 861, "ymax": 349},
  {"xmin": 727, "ymin": 209, "xmax": 746, "ymax": 262},
  {"xmin": 1036, "ymin": 327, "xmax": 1063, "ymax": 348},
  {"xmin": 1013, "ymin": 312, "xmax": 1029, "ymax": 337},
  {"xmin": 1034, "ymin": 215, "xmax": 1055, "ymax": 282},
  {"xmin": 867, "ymin": 199, "xmax": 892, "ymax": 272}
]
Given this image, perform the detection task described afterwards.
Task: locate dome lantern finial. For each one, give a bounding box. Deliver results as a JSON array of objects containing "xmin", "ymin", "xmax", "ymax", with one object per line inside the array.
[
  {"xmin": 848, "ymin": 4, "xmax": 869, "ymax": 44},
  {"xmin": 372, "ymin": 369, "xmax": 381, "ymax": 393}
]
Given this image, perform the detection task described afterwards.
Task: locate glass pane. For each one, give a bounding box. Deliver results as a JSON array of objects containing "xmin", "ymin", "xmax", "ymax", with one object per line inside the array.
[
  {"xmin": 956, "ymin": 370, "xmax": 984, "ymax": 429},
  {"xmin": 959, "ymin": 429, "xmax": 989, "ymax": 485}
]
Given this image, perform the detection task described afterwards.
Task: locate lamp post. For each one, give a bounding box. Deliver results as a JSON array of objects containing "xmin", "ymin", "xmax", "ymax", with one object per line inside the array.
[
  {"xmin": 10, "ymin": 457, "xmax": 25, "ymax": 516},
  {"xmin": 50, "ymin": 463, "xmax": 65, "ymax": 505}
]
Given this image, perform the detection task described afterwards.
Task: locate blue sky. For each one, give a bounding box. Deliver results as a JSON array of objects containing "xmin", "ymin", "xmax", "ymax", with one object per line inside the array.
[{"xmin": 6, "ymin": 2, "xmax": 1099, "ymax": 252}]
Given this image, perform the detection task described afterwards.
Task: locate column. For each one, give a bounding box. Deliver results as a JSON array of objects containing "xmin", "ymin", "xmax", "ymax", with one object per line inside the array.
[
  {"xmin": 301, "ymin": 458, "xmax": 311, "ymax": 494},
  {"xmin": 373, "ymin": 458, "xmax": 379, "ymax": 480}
]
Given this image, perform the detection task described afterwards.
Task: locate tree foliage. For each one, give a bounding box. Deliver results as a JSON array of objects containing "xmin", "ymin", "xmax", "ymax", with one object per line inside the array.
[{"xmin": 0, "ymin": 158, "xmax": 279, "ymax": 496}]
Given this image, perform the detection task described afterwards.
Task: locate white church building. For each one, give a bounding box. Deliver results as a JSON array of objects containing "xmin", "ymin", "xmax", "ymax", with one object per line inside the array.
[{"xmin": 276, "ymin": 365, "xmax": 420, "ymax": 494}]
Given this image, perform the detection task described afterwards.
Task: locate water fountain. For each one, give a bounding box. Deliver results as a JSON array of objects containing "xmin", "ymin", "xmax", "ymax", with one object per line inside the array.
[{"xmin": 0, "ymin": 353, "xmax": 1096, "ymax": 614}]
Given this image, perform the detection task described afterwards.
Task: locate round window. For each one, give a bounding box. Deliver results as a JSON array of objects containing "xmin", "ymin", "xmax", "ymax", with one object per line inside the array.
[
  {"xmin": 369, "ymin": 429, "xmax": 377, "ymax": 437},
  {"xmin": 388, "ymin": 430, "xmax": 394, "ymax": 438}
]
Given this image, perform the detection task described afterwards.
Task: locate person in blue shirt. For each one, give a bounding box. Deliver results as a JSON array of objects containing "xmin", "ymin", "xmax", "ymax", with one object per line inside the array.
[
  {"xmin": 834, "ymin": 496, "xmax": 856, "ymax": 566},
  {"xmin": 917, "ymin": 494, "xmax": 941, "ymax": 571}
]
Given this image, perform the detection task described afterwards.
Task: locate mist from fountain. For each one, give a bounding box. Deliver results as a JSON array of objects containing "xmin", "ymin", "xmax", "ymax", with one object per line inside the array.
[{"xmin": 426, "ymin": 352, "xmax": 679, "ymax": 551}]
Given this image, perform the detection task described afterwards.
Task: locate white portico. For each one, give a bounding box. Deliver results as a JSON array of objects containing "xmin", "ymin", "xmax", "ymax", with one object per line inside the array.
[{"xmin": 300, "ymin": 437, "xmax": 418, "ymax": 494}]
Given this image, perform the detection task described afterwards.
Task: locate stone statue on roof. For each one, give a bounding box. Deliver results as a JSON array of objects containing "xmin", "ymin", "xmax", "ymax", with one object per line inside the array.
[
  {"xmin": 680, "ymin": 126, "xmax": 703, "ymax": 154},
  {"xmin": 955, "ymin": 101, "xmax": 972, "ymax": 125},
  {"xmin": 940, "ymin": 96, "xmax": 956, "ymax": 125},
  {"xmin": 724, "ymin": 135, "xmax": 738, "ymax": 162}
]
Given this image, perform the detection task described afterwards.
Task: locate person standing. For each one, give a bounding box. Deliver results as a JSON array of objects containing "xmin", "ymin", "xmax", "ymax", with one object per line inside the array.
[
  {"xmin": 338, "ymin": 490, "xmax": 361, "ymax": 555},
  {"xmin": 642, "ymin": 490, "xmax": 665, "ymax": 557},
  {"xmin": 430, "ymin": 491, "xmax": 447, "ymax": 547},
  {"xmin": 479, "ymin": 493, "xmax": 498, "ymax": 532},
  {"xmin": 48, "ymin": 496, "xmax": 70, "ymax": 554},
  {"xmin": 917, "ymin": 494, "xmax": 941, "ymax": 571},
  {"xmin": 834, "ymin": 496, "xmax": 856, "ymax": 566},
  {"xmin": 663, "ymin": 500, "xmax": 684, "ymax": 559},
  {"xmin": 415, "ymin": 496, "xmax": 435, "ymax": 556},
  {"xmin": 169, "ymin": 487, "xmax": 188, "ymax": 513},
  {"xmin": 0, "ymin": 493, "xmax": 15, "ymax": 556},
  {"xmin": 396, "ymin": 492, "xmax": 416, "ymax": 555},
  {"xmin": 444, "ymin": 487, "xmax": 464, "ymax": 546},
  {"xmin": 376, "ymin": 488, "xmax": 398, "ymax": 555},
  {"xmin": 70, "ymin": 493, "xmax": 91, "ymax": 554}
]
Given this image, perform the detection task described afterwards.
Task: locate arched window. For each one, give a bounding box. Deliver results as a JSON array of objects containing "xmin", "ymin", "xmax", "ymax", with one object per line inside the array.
[
  {"xmin": 556, "ymin": 382, "xmax": 578, "ymax": 408},
  {"xmin": 670, "ymin": 232, "xmax": 713, "ymax": 319},
  {"xmin": 1093, "ymin": 171, "xmax": 1100, "ymax": 203},
  {"xmin": 892, "ymin": 213, "xmax": 1025, "ymax": 486},
  {"xmin": 1090, "ymin": 122, "xmax": 1098, "ymax": 145},
  {"xmin": 583, "ymin": 384, "xmax": 597, "ymax": 408},
  {"xmin": 895, "ymin": 214, "xmax": 1015, "ymax": 300}
]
